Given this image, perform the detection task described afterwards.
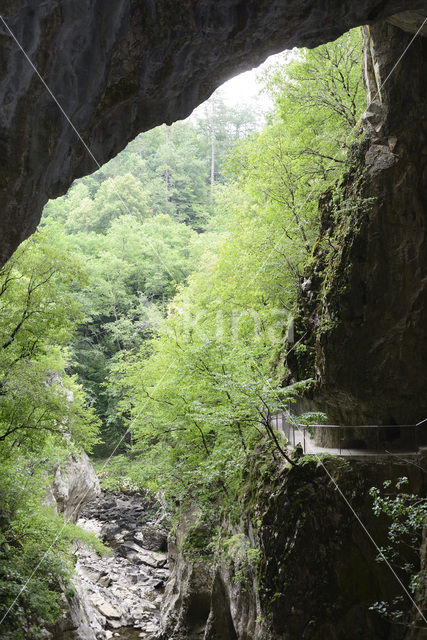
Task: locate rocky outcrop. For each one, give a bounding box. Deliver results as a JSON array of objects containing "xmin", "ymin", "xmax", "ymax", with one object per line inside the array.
[
  {"xmin": 46, "ymin": 452, "xmax": 101, "ymax": 522},
  {"xmin": 82, "ymin": 490, "xmax": 168, "ymax": 552},
  {"xmin": 0, "ymin": 3, "xmax": 426, "ymax": 265},
  {"xmin": 161, "ymin": 453, "xmax": 427, "ymax": 640},
  {"xmin": 285, "ymin": 20, "xmax": 427, "ymax": 426},
  {"xmin": 49, "ymin": 581, "xmax": 100, "ymax": 640},
  {"xmin": 41, "ymin": 454, "xmax": 101, "ymax": 640},
  {"xmin": 161, "ymin": 506, "xmax": 215, "ymax": 639}
]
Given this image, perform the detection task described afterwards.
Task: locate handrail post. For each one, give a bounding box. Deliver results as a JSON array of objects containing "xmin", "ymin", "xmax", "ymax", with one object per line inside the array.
[
  {"xmin": 303, "ymin": 425, "xmax": 306, "ymax": 453},
  {"xmin": 339, "ymin": 426, "xmax": 342, "ymax": 455}
]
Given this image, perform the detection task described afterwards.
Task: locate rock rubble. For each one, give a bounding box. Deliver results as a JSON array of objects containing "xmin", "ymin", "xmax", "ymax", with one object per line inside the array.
[{"xmin": 75, "ymin": 491, "xmax": 169, "ymax": 640}]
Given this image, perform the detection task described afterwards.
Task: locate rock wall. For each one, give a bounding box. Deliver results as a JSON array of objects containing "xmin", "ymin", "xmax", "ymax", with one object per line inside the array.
[
  {"xmin": 285, "ymin": 20, "xmax": 427, "ymax": 426},
  {"xmin": 0, "ymin": 2, "xmax": 425, "ymax": 265},
  {"xmin": 161, "ymin": 506, "xmax": 215, "ymax": 639},
  {"xmin": 45, "ymin": 451, "xmax": 101, "ymax": 522},
  {"xmin": 161, "ymin": 452, "xmax": 427, "ymax": 640}
]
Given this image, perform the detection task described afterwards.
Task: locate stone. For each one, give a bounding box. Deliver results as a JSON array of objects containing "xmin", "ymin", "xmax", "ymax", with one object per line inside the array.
[
  {"xmin": 0, "ymin": 2, "xmax": 424, "ymax": 266},
  {"xmin": 80, "ymin": 567, "xmax": 102, "ymax": 583},
  {"xmin": 49, "ymin": 452, "xmax": 101, "ymax": 522},
  {"xmin": 285, "ymin": 20, "xmax": 427, "ymax": 427},
  {"xmin": 106, "ymin": 619, "xmax": 123, "ymax": 629},
  {"xmin": 364, "ymin": 143, "xmax": 398, "ymax": 175},
  {"xmin": 135, "ymin": 525, "xmax": 168, "ymax": 552},
  {"xmin": 49, "ymin": 580, "xmax": 103, "ymax": 640},
  {"xmin": 161, "ymin": 456, "xmax": 427, "ymax": 640},
  {"xmin": 93, "ymin": 599, "xmax": 121, "ymax": 619},
  {"xmin": 98, "ymin": 573, "xmax": 112, "ymax": 587},
  {"xmin": 154, "ymin": 580, "xmax": 165, "ymax": 590},
  {"xmin": 67, "ymin": 490, "xmax": 171, "ymax": 640}
]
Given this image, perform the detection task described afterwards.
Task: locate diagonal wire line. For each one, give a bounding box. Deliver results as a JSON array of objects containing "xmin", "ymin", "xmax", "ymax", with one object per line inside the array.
[
  {"xmin": 0, "ymin": 14, "xmax": 181, "ymax": 625},
  {"xmin": 247, "ymin": 16, "xmax": 427, "ymax": 289},
  {"xmin": 253, "ymin": 362, "xmax": 427, "ymax": 626},
  {"xmin": 1, "ymin": 7, "xmax": 426, "ymax": 628},
  {"xmin": 379, "ymin": 17, "xmax": 427, "ymax": 89},
  {"xmin": 0, "ymin": 15, "xmax": 179, "ymax": 287},
  {"xmin": 0, "ymin": 360, "xmax": 175, "ymax": 627}
]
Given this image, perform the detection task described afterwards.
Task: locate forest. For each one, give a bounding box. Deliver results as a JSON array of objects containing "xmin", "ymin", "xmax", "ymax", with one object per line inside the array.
[{"xmin": 0, "ymin": 27, "xmax": 424, "ymax": 638}]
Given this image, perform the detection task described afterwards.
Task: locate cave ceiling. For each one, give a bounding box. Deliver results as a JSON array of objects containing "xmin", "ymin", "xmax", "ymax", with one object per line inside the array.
[{"xmin": 0, "ymin": 1, "xmax": 426, "ymax": 264}]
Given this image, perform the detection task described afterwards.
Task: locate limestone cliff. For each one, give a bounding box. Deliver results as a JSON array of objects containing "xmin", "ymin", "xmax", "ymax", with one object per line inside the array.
[
  {"xmin": 43, "ymin": 454, "xmax": 101, "ymax": 640},
  {"xmin": 285, "ymin": 20, "xmax": 427, "ymax": 426},
  {"xmin": 0, "ymin": 2, "xmax": 425, "ymax": 265},
  {"xmin": 46, "ymin": 452, "xmax": 101, "ymax": 523},
  {"xmin": 160, "ymin": 453, "xmax": 427, "ymax": 640}
]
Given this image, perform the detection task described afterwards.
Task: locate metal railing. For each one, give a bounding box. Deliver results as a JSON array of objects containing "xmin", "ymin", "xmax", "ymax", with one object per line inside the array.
[{"xmin": 271, "ymin": 413, "xmax": 427, "ymax": 455}]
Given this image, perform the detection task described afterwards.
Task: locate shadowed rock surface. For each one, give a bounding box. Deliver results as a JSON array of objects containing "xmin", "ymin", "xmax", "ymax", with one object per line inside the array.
[
  {"xmin": 45, "ymin": 452, "xmax": 101, "ymax": 523},
  {"xmin": 160, "ymin": 453, "xmax": 427, "ymax": 640},
  {"xmin": 285, "ymin": 20, "xmax": 427, "ymax": 425},
  {"xmin": 0, "ymin": 1, "xmax": 426, "ymax": 265}
]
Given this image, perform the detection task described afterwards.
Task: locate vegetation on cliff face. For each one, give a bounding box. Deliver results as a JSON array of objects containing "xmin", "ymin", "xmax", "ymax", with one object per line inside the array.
[
  {"xmin": 370, "ymin": 477, "xmax": 427, "ymax": 625},
  {"xmin": 0, "ymin": 234, "xmax": 103, "ymax": 639}
]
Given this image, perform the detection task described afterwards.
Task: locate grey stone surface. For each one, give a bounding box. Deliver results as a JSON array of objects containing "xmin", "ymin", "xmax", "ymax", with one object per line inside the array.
[
  {"xmin": 49, "ymin": 452, "xmax": 101, "ymax": 523},
  {"xmin": 0, "ymin": 2, "xmax": 425, "ymax": 265},
  {"xmin": 285, "ymin": 20, "xmax": 427, "ymax": 426},
  {"xmin": 160, "ymin": 455, "xmax": 427, "ymax": 640},
  {"xmin": 71, "ymin": 492, "xmax": 169, "ymax": 639}
]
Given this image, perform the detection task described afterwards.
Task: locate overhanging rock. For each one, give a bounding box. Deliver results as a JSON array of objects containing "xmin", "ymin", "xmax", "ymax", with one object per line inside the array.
[{"xmin": 0, "ymin": 1, "xmax": 425, "ymax": 264}]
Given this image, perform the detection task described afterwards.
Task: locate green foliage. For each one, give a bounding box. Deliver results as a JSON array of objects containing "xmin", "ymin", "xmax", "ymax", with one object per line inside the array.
[
  {"xmin": 0, "ymin": 231, "xmax": 103, "ymax": 636},
  {"xmin": 55, "ymin": 214, "xmax": 204, "ymax": 452},
  {"xmin": 0, "ymin": 231, "xmax": 100, "ymax": 457},
  {"xmin": 0, "ymin": 31, "xmax": 369, "ymax": 634},
  {"xmin": 41, "ymin": 101, "xmax": 256, "ymax": 453},
  {"xmin": 264, "ymin": 29, "xmax": 364, "ymax": 155},
  {"xmin": 226, "ymin": 29, "xmax": 364, "ymax": 291},
  {"xmin": 0, "ymin": 458, "xmax": 108, "ymax": 639},
  {"xmin": 113, "ymin": 30, "xmax": 365, "ymax": 519},
  {"xmin": 369, "ymin": 477, "xmax": 427, "ymax": 625},
  {"xmin": 92, "ymin": 455, "xmax": 140, "ymax": 492}
]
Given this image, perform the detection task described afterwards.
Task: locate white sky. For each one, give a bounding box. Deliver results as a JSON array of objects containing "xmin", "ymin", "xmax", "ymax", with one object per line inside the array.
[
  {"xmin": 191, "ymin": 50, "xmax": 292, "ymax": 118},
  {"xmin": 220, "ymin": 67, "xmax": 267, "ymax": 105}
]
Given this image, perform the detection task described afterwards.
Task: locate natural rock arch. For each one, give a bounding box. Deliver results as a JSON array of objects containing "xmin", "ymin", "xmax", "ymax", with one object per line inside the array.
[{"xmin": 0, "ymin": 1, "xmax": 425, "ymax": 264}]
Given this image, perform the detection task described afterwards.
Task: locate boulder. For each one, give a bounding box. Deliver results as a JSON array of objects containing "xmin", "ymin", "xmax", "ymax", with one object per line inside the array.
[
  {"xmin": 48, "ymin": 452, "xmax": 101, "ymax": 523},
  {"xmin": 135, "ymin": 525, "xmax": 168, "ymax": 552}
]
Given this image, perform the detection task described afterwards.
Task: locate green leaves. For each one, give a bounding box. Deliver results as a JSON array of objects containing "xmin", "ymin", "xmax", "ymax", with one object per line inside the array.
[
  {"xmin": 109, "ymin": 29, "xmax": 367, "ymax": 511},
  {"xmin": 0, "ymin": 230, "xmax": 100, "ymax": 457},
  {"xmin": 370, "ymin": 477, "xmax": 427, "ymax": 624}
]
